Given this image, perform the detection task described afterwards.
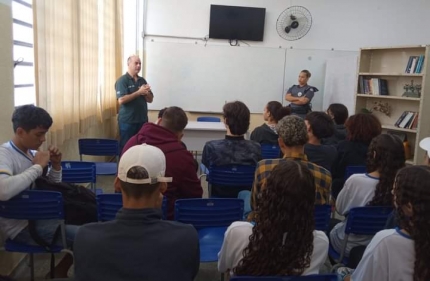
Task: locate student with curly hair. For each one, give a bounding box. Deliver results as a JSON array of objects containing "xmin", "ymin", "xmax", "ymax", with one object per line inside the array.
[
  {"xmin": 250, "ymin": 101, "xmax": 291, "ymax": 145},
  {"xmin": 331, "ymin": 113, "xmax": 382, "ymax": 198},
  {"xmin": 330, "ymin": 134, "xmax": 405, "ymax": 257},
  {"xmin": 218, "ymin": 161, "xmax": 329, "ymax": 277},
  {"xmin": 338, "ymin": 165, "xmax": 430, "ymax": 281}
]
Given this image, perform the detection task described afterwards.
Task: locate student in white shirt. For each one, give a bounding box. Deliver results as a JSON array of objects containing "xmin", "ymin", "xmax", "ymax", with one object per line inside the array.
[
  {"xmin": 0, "ymin": 105, "xmax": 78, "ymax": 278},
  {"xmin": 338, "ymin": 165, "xmax": 430, "ymax": 281},
  {"xmin": 218, "ymin": 160, "xmax": 329, "ymax": 277},
  {"xmin": 330, "ymin": 134, "xmax": 405, "ymax": 256}
]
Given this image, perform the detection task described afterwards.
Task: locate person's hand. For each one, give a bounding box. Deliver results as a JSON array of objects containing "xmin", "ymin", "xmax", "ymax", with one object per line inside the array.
[
  {"xmin": 32, "ymin": 151, "xmax": 50, "ymax": 169},
  {"xmin": 138, "ymin": 84, "xmax": 151, "ymax": 96},
  {"xmin": 48, "ymin": 145, "xmax": 62, "ymax": 170}
]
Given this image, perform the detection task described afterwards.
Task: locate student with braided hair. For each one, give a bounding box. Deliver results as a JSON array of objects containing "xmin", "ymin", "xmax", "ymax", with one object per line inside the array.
[
  {"xmin": 330, "ymin": 133, "xmax": 405, "ymax": 257},
  {"xmin": 339, "ymin": 165, "xmax": 430, "ymax": 281}
]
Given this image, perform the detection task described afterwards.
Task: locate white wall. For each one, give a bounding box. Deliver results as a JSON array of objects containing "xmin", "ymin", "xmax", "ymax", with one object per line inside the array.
[{"xmin": 145, "ymin": 0, "xmax": 430, "ymax": 51}]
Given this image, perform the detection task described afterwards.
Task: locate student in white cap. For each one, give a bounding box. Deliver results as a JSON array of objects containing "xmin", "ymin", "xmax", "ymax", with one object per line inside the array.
[
  {"xmin": 419, "ymin": 137, "xmax": 430, "ymax": 165},
  {"xmin": 73, "ymin": 144, "xmax": 200, "ymax": 281}
]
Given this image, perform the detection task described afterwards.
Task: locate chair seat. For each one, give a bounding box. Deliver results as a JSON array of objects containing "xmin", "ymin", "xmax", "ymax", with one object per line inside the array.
[
  {"xmin": 5, "ymin": 239, "xmax": 63, "ymax": 254},
  {"xmin": 95, "ymin": 162, "xmax": 117, "ymax": 175},
  {"xmin": 328, "ymin": 244, "xmax": 349, "ymax": 265},
  {"xmin": 198, "ymin": 226, "xmax": 227, "ymax": 262}
]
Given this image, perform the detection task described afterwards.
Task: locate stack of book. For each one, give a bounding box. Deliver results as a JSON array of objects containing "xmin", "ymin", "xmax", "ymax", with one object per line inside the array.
[
  {"xmin": 395, "ymin": 111, "xmax": 419, "ymax": 129},
  {"xmin": 405, "ymin": 55, "xmax": 425, "ymax": 74},
  {"xmin": 358, "ymin": 77, "xmax": 388, "ymax": 95}
]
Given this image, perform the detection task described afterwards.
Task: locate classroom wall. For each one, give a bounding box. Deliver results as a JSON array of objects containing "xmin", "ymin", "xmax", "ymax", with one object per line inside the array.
[
  {"xmin": 146, "ymin": 0, "xmax": 430, "ymax": 51},
  {"xmin": 0, "ymin": 0, "xmax": 25, "ymax": 275}
]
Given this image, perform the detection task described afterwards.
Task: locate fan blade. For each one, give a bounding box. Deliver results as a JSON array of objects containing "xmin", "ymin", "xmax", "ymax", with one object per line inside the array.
[
  {"xmin": 285, "ymin": 26, "xmax": 291, "ymax": 33},
  {"xmin": 290, "ymin": 15, "xmax": 297, "ymax": 21}
]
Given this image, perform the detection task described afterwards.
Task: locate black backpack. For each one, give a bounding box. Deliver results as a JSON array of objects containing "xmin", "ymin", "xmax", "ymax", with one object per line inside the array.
[{"xmin": 34, "ymin": 177, "xmax": 98, "ymax": 225}]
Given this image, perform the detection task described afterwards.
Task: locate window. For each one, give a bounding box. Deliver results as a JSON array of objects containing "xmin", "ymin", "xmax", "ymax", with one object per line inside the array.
[{"xmin": 12, "ymin": 0, "xmax": 36, "ymax": 106}]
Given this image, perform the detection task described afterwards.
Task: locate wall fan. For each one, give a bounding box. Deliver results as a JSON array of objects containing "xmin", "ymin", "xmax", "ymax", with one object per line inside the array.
[{"xmin": 276, "ymin": 6, "xmax": 312, "ymax": 41}]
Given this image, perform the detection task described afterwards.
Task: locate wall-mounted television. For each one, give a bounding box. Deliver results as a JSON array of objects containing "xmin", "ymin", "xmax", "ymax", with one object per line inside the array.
[{"xmin": 209, "ymin": 5, "xmax": 266, "ymax": 41}]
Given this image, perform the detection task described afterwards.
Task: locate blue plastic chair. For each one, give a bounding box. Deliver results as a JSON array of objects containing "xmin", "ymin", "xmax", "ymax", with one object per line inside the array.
[
  {"xmin": 329, "ymin": 206, "xmax": 393, "ymax": 266},
  {"xmin": 206, "ymin": 165, "xmax": 256, "ymax": 197},
  {"xmin": 314, "ymin": 205, "xmax": 332, "ymax": 232},
  {"xmin": 96, "ymin": 193, "xmax": 168, "ymax": 221},
  {"xmin": 197, "ymin": 116, "xmax": 221, "ymax": 122},
  {"xmin": 344, "ymin": 165, "xmax": 366, "ymax": 181},
  {"xmin": 61, "ymin": 161, "xmax": 102, "ymax": 194},
  {"xmin": 0, "ymin": 190, "xmax": 67, "ymax": 281},
  {"xmin": 174, "ymin": 198, "xmax": 244, "ymax": 262},
  {"xmin": 78, "ymin": 138, "xmax": 119, "ymax": 175},
  {"xmin": 261, "ymin": 144, "xmax": 281, "ymax": 160},
  {"xmin": 231, "ymin": 275, "xmax": 337, "ymax": 281}
]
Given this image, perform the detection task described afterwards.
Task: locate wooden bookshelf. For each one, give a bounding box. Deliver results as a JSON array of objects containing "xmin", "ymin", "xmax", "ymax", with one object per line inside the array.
[{"xmin": 355, "ymin": 45, "xmax": 430, "ymax": 165}]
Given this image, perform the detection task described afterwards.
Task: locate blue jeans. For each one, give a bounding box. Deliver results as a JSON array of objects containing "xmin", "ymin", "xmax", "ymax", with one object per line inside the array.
[
  {"xmin": 13, "ymin": 220, "xmax": 79, "ymax": 248},
  {"xmin": 118, "ymin": 122, "xmax": 145, "ymax": 153},
  {"xmin": 238, "ymin": 190, "xmax": 252, "ymax": 220}
]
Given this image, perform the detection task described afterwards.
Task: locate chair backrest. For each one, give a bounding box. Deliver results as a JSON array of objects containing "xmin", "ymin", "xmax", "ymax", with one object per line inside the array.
[
  {"xmin": 345, "ymin": 165, "xmax": 366, "ymax": 181},
  {"xmin": 231, "ymin": 275, "xmax": 337, "ymax": 281},
  {"xmin": 0, "ymin": 190, "xmax": 64, "ymax": 220},
  {"xmin": 261, "ymin": 144, "xmax": 281, "ymax": 160},
  {"xmin": 207, "ymin": 165, "xmax": 256, "ymax": 187},
  {"xmin": 175, "ymin": 198, "xmax": 244, "ymax": 229},
  {"xmin": 78, "ymin": 138, "xmax": 119, "ymax": 157},
  {"xmin": 61, "ymin": 161, "xmax": 96, "ymax": 184},
  {"xmin": 314, "ymin": 205, "xmax": 332, "ymax": 232},
  {"xmin": 345, "ymin": 206, "xmax": 393, "ymax": 235},
  {"xmin": 96, "ymin": 193, "xmax": 168, "ymax": 221},
  {"xmin": 197, "ymin": 116, "xmax": 221, "ymax": 122}
]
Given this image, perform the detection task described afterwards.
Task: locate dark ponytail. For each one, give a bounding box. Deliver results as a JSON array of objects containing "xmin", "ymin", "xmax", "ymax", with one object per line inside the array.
[{"xmin": 267, "ymin": 101, "xmax": 291, "ymax": 123}]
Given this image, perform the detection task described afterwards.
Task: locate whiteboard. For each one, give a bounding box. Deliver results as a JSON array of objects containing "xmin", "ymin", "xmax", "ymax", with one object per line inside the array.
[
  {"xmin": 145, "ymin": 41, "xmax": 286, "ymax": 113},
  {"xmin": 144, "ymin": 41, "xmax": 358, "ymax": 113},
  {"xmin": 323, "ymin": 55, "xmax": 358, "ymax": 115},
  {"xmin": 283, "ymin": 49, "xmax": 358, "ymax": 111}
]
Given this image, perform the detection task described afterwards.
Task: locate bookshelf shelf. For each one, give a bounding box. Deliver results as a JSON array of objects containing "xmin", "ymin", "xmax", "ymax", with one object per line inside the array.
[
  {"xmin": 355, "ymin": 45, "xmax": 430, "ymax": 165},
  {"xmin": 359, "ymin": 72, "xmax": 424, "ymax": 77},
  {"xmin": 381, "ymin": 125, "xmax": 417, "ymax": 133},
  {"xmin": 356, "ymin": 94, "xmax": 421, "ymax": 101}
]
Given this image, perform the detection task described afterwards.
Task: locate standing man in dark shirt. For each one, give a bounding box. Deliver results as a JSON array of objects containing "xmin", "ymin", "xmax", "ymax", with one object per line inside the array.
[
  {"xmin": 285, "ymin": 70, "xmax": 318, "ymax": 119},
  {"xmin": 115, "ymin": 55, "xmax": 154, "ymax": 152}
]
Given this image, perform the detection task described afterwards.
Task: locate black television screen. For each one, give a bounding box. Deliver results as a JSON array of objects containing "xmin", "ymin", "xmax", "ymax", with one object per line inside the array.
[{"xmin": 209, "ymin": 5, "xmax": 266, "ymax": 41}]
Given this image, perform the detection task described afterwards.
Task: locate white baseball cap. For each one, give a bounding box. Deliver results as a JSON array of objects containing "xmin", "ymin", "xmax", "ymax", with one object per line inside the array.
[
  {"xmin": 420, "ymin": 137, "xmax": 430, "ymax": 153},
  {"xmin": 118, "ymin": 144, "xmax": 172, "ymax": 184}
]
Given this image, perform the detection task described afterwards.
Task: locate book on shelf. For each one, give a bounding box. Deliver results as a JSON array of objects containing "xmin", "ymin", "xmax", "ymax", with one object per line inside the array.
[
  {"xmin": 395, "ymin": 111, "xmax": 419, "ymax": 129},
  {"xmin": 358, "ymin": 76, "xmax": 388, "ymax": 95},
  {"xmin": 405, "ymin": 55, "xmax": 425, "ymax": 74}
]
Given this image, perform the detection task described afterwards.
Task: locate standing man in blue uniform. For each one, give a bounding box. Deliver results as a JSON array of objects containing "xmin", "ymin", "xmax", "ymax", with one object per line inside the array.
[
  {"xmin": 115, "ymin": 55, "xmax": 154, "ymax": 153},
  {"xmin": 285, "ymin": 70, "xmax": 318, "ymax": 119}
]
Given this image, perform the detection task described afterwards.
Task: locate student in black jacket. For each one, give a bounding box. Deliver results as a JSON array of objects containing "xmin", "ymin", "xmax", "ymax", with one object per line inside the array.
[
  {"xmin": 331, "ymin": 113, "xmax": 382, "ymax": 198},
  {"xmin": 250, "ymin": 101, "xmax": 290, "ymax": 145},
  {"xmin": 322, "ymin": 103, "xmax": 349, "ymax": 146}
]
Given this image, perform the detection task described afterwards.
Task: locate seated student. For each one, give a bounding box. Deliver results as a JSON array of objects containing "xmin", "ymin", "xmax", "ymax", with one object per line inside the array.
[
  {"xmin": 74, "ymin": 144, "xmax": 200, "ymax": 281},
  {"xmin": 330, "ymin": 134, "xmax": 405, "ymax": 257},
  {"xmin": 322, "ymin": 103, "xmax": 349, "ymax": 145},
  {"xmin": 202, "ymin": 101, "xmax": 261, "ymax": 197},
  {"xmin": 250, "ymin": 115, "xmax": 332, "ymax": 219},
  {"xmin": 156, "ymin": 107, "xmax": 168, "ymax": 124},
  {"xmin": 304, "ymin": 111, "xmax": 337, "ymax": 171},
  {"xmin": 338, "ymin": 165, "xmax": 430, "ymax": 281},
  {"xmin": 218, "ymin": 161, "xmax": 329, "ymax": 277},
  {"xmin": 121, "ymin": 106, "xmax": 202, "ymax": 220},
  {"xmin": 0, "ymin": 105, "xmax": 77, "ymax": 278},
  {"xmin": 419, "ymin": 137, "xmax": 430, "ymax": 165},
  {"xmin": 331, "ymin": 113, "xmax": 382, "ymax": 198},
  {"xmin": 250, "ymin": 101, "xmax": 290, "ymax": 144}
]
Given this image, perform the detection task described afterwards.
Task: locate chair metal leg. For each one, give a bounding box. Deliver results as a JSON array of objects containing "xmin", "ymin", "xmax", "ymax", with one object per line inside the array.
[{"xmin": 29, "ymin": 253, "xmax": 34, "ymax": 281}]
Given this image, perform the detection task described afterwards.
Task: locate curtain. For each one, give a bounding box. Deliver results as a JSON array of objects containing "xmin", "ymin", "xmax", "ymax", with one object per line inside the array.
[{"xmin": 33, "ymin": 0, "xmax": 123, "ymax": 147}]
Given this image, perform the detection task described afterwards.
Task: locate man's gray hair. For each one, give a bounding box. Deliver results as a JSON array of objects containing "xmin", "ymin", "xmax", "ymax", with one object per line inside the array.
[{"xmin": 276, "ymin": 115, "xmax": 309, "ymax": 147}]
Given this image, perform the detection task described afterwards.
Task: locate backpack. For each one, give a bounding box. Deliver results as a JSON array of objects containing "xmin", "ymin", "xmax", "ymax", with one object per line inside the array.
[{"xmin": 34, "ymin": 177, "xmax": 98, "ymax": 225}]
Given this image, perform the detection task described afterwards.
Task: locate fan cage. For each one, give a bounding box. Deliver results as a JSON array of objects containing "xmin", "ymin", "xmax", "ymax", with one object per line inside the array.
[{"xmin": 276, "ymin": 6, "xmax": 312, "ymax": 41}]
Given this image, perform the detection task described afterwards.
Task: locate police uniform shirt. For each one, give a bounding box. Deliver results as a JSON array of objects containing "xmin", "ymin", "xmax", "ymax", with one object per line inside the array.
[{"xmin": 287, "ymin": 84, "xmax": 317, "ymax": 109}]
